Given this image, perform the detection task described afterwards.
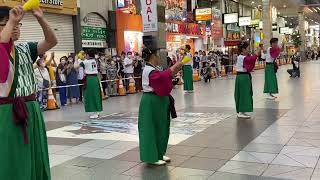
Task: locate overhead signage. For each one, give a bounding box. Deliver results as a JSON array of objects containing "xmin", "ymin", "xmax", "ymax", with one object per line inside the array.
[
  {"xmin": 238, "ymin": 16, "xmax": 251, "ymax": 26},
  {"xmin": 166, "ymin": 22, "xmax": 205, "ymax": 36},
  {"xmin": 223, "ymin": 13, "xmax": 238, "ymax": 24},
  {"xmin": 280, "ymin": 27, "xmax": 289, "ymax": 34},
  {"xmin": 141, "ymin": 0, "xmax": 158, "ymax": 32},
  {"xmin": 81, "ymin": 13, "xmax": 108, "ymax": 48},
  {"xmin": 195, "ymin": 8, "xmax": 212, "ymax": 21}
]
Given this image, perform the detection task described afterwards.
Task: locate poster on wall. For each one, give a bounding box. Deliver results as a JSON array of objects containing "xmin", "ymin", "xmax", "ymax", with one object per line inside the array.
[
  {"xmin": 212, "ymin": 8, "xmax": 223, "ymax": 39},
  {"xmin": 141, "ymin": 0, "xmax": 158, "ymax": 32},
  {"xmin": 165, "ymin": 0, "xmax": 187, "ymax": 20},
  {"xmin": 124, "ymin": 31, "xmax": 143, "ymax": 53},
  {"xmin": 81, "ymin": 13, "xmax": 107, "ymax": 48}
]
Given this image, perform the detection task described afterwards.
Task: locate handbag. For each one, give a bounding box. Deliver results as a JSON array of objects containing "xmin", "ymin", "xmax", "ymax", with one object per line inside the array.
[{"xmin": 38, "ymin": 68, "xmax": 50, "ymax": 88}]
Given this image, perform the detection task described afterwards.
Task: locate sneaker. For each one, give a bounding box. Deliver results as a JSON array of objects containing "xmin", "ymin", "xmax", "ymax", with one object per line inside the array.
[
  {"xmin": 150, "ymin": 160, "xmax": 166, "ymax": 166},
  {"xmin": 267, "ymin": 94, "xmax": 276, "ymax": 100},
  {"xmin": 270, "ymin": 94, "xmax": 277, "ymax": 98},
  {"xmin": 163, "ymin": 156, "xmax": 171, "ymax": 162},
  {"xmin": 89, "ymin": 113, "xmax": 99, "ymax": 119},
  {"xmin": 237, "ymin": 112, "xmax": 251, "ymax": 119}
]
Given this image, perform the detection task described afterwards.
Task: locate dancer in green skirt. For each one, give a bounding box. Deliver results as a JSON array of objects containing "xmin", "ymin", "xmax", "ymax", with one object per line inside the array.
[
  {"xmin": 264, "ymin": 38, "xmax": 282, "ymax": 100},
  {"xmin": 80, "ymin": 49, "xmax": 103, "ymax": 119},
  {"xmin": 235, "ymin": 41, "xmax": 258, "ymax": 119},
  {"xmin": 0, "ymin": 6, "xmax": 57, "ymax": 180},
  {"xmin": 139, "ymin": 46, "xmax": 191, "ymax": 165},
  {"xmin": 182, "ymin": 45, "xmax": 194, "ymax": 92}
]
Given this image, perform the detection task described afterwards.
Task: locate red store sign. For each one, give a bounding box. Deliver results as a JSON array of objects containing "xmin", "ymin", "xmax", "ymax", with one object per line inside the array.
[{"xmin": 166, "ymin": 22, "xmax": 205, "ymax": 36}]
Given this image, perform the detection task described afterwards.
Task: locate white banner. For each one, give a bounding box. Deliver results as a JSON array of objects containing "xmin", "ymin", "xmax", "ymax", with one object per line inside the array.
[{"xmin": 141, "ymin": 0, "xmax": 158, "ymax": 32}]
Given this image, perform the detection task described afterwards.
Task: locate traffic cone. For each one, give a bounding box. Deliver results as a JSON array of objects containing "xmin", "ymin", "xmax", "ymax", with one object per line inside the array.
[
  {"xmin": 177, "ymin": 72, "xmax": 183, "ymax": 85},
  {"xmin": 47, "ymin": 88, "xmax": 58, "ymax": 110},
  {"xmin": 192, "ymin": 69, "xmax": 199, "ymax": 82},
  {"xmin": 211, "ymin": 70, "xmax": 216, "ymax": 79},
  {"xmin": 128, "ymin": 77, "xmax": 136, "ymax": 94},
  {"xmin": 118, "ymin": 78, "xmax": 126, "ymax": 96},
  {"xmin": 232, "ymin": 65, "xmax": 237, "ymax": 75},
  {"xmin": 221, "ymin": 66, "xmax": 227, "ymax": 77},
  {"xmin": 23, "ymin": 0, "xmax": 40, "ymax": 11}
]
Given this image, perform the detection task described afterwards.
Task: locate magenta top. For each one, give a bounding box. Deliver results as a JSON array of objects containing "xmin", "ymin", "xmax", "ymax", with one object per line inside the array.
[
  {"xmin": 0, "ymin": 42, "xmax": 12, "ymax": 83},
  {"xmin": 244, "ymin": 55, "xmax": 258, "ymax": 72},
  {"xmin": 270, "ymin": 47, "xmax": 281, "ymax": 59},
  {"xmin": 149, "ymin": 69, "xmax": 174, "ymax": 96}
]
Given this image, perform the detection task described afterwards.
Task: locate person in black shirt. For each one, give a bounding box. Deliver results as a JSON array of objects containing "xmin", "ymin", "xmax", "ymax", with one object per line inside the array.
[{"xmin": 193, "ymin": 51, "xmax": 200, "ymax": 69}]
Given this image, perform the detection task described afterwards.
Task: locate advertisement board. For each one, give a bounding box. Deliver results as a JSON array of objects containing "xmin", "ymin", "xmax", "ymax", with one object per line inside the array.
[
  {"xmin": 124, "ymin": 31, "xmax": 143, "ymax": 53},
  {"xmin": 239, "ymin": 16, "xmax": 251, "ymax": 26},
  {"xmin": 165, "ymin": 0, "xmax": 187, "ymax": 20},
  {"xmin": 141, "ymin": 0, "xmax": 158, "ymax": 32},
  {"xmin": 223, "ymin": 13, "xmax": 238, "ymax": 24},
  {"xmin": 195, "ymin": 8, "xmax": 212, "ymax": 21}
]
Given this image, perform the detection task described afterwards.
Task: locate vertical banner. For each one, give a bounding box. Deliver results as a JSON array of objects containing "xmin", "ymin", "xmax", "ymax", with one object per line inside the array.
[{"xmin": 141, "ymin": 0, "xmax": 158, "ymax": 32}]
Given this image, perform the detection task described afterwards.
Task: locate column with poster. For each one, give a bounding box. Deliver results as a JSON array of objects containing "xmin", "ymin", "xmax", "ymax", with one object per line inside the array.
[{"xmin": 141, "ymin": 0, "xmax": 167, "ymax": 66}]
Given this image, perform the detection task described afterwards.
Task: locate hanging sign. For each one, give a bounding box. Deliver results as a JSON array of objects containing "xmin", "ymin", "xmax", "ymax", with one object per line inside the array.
[{"xmin": 141, "ymin": 0, "xmax": 158, "ymax": 32}]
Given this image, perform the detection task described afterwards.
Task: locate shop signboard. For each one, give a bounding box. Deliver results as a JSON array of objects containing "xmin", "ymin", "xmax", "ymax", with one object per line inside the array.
[
  {"xmin": 81, "ymin": 13, "xmax": 108, "ymax": 48},
  {"xmin": 212, "ymin": 8, "xmax": 223, "ymax": 40},
  {"xmin": 226, "ymin": 24, "xmax": 240, "ymax": 32},
  {"xmin": 40, "ymin": 0, "xmax": 63, "ymax": 9},
  {"xmin": 223, "ymin": 13, "xmax": 238, "ymax": 24},
  {"xmin": 195, "ymin": 8, "xmax": 212, "ymax": 21},
  {"xmin": 166, "ymin": 22, "xmax": 205, "ymax": 36},
  {"xmin": 280, "ymin": 27, "xmax": 289, "ymax": 34},
  {"xmin": 239, "ymin": 16, "xmax": 251, "ymax": 26},
  {"xmin": 141, "ymin": 0, "xmax": 158, "ymax": 32},
  {"xmin": 165, "ymin": 0, "xmax": 187, "ymax": 20}
]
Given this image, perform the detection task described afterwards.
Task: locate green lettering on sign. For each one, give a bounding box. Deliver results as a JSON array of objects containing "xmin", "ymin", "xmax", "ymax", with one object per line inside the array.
[{"xmin": 81, "ymin": 26, "xmax": 108, "ymax": 40}]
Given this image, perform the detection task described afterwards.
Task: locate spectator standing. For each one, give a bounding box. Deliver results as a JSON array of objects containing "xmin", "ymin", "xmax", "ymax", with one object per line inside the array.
[
  {"xmin": 98, "ymin": 54, "xmax": 108, "ymax": 98},
  {"xmin": 134, "ymin": 53, "xmax": 143, "ymax": 92},
  {"xmin": 56, "ymin": 56, "xmax": 68, "ymax": 106},
  {"xmin": 106, "ymin": 59, "xmax": 119, "ymax": 96},
  {"xmin": 124, "ymin": 52, "xmax": 134, "ymax": 91},
  {"xmin": 77, "ymin": 50, "xmax": 86, "ymax": 102},
  {"xmin": 34, "ymin": 57, "xmax": 51, "ymax": 110},
  {"xmin": 66, "ymin": 56, "xmax": 80, "ymax": 104},
  {"xmin": 193, "ymin": 51, "xmax": 201, "ymax": 69}
]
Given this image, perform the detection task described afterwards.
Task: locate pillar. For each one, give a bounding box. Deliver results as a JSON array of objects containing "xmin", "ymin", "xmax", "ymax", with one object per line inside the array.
[
  {"xmin": 298, "ymin": 12, "xmax": 306, "ymax": 55},
  {"xmin": 140, "ymin": 0, "xmax": 167, "ymax": 67},
  {"xmin": 262, "ymin": 0, "xmax": 272, "ymax": 47}
]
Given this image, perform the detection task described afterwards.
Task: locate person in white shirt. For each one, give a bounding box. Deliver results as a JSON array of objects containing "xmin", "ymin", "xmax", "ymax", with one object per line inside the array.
[
  {"xmin": 34, "ymin": 57, "xmax": 51, "ymax": 110},
  {"xmin": 124, "ymin": 52, "xmax": 134, "ymax": 91},
  {"xmin": 76, "ymin": 51, "xmax": 86, "ymax": 102},
  {"xmin": 80, "ymin": 49, "xmax": 103, "ymax": 119}
]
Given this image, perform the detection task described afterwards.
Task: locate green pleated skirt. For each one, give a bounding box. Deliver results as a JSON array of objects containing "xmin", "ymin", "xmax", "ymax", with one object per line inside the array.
[
  {"xmin": 0, "ymin": 101, "xmax": 50, "ymax": 180},
  {"xmin": 183, "ymin": 65, "xmax": 194, "ymax": 91},
  {"xmin": 84, "ymin": 76, "xmax": 103, "ymax": 112},
  {"xmin": 138, "ymin": 93, "xmax": 170, "ymax": 163},
  {"xmin": 234, "ymin": 73, "xmax": 253, "ymax": 113},
  {"xmin": 264, "ymin": 63, "xmax": 279, "ymax": 94}
]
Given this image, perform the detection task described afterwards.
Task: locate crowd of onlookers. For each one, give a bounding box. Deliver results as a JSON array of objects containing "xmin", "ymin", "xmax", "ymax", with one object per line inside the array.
[
  {"xmin": 33, "ymin": 48, "xmax": 237, "ymax": 110},
  {"xmin": 34, "ymin": 51, "xmax": 145, "ymax": 110}
]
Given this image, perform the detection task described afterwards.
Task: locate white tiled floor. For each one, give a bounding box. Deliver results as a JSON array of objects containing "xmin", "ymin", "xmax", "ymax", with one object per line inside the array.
[
  {"xmin": 82, "ymin": 148, "xmax": 128, "ymax": 159},
  {"xmin": 231, "ymin": 151, "xmax": 277, "ymax": 164},
  {"xmin": 262, "ymin": 165, "xmax": 313, "ymax": 180},
  {"xmin": 54, "ymin": 146, "xmax": 98, "ymax": 156},
  {"xmin": 218, "ymin": 161, "xmax": 268, "ymax": 176},
  {"xmin": 49, "ymin": 154, "xmax": 77, "ymax": 168}
]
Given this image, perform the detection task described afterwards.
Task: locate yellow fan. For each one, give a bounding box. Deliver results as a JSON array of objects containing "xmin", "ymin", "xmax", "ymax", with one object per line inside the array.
[{"xmin": 23, "ymin": 0, "xmax": 40, "ymax": 11}]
